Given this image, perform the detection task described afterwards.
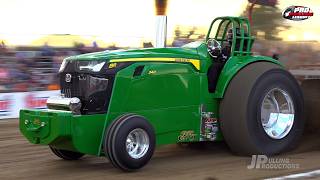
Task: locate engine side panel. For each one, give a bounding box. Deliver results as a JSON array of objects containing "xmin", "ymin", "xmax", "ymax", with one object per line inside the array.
[{"xmin": 101, "ymin": 62, "xmax": 206, "ymax": 150}]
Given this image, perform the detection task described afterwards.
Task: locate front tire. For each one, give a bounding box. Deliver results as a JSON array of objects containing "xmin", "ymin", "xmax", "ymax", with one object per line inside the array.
[
  {"xmin": 104, "ymin": 115, "xmax": 155, "ymax": 171},
  {"xmin": 220, "ymin": 62, "xmax": 304, "ymax": 155},
  {"xmin": 50, "ymin": 147, "xmax": 84, "ymax": 160}
]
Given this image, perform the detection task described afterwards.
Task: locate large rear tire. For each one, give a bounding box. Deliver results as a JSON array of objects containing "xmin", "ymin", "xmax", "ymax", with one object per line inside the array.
[{"xmin": 220, "ymin": 62, "xmax": 304, "ymax": 155}]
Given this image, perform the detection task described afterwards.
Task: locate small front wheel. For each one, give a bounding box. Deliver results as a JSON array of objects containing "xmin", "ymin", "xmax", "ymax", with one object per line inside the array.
[
  {"xmin": 104, "ymin": 114, "xmax": 155, "ymax": 171},
  {"xmin": 50, "ymin": 146, "xmax": 84, "ymax": 160}
]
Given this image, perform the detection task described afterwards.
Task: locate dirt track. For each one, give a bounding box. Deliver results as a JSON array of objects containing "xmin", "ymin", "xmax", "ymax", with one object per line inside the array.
[{"xmin": 1, "ymin": 120, "xmax": 320, "ymax": 180}]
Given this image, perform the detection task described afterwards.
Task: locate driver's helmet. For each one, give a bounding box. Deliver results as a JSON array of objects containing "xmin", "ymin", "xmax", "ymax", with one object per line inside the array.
[{"xmin": 227, "ymin": 28, "xmax": 241, "ymax": 43}]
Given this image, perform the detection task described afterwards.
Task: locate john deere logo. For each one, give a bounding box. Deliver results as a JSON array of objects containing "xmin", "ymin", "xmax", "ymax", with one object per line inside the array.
[
  {"xmin": 65, "ymin": 74, "xmax": 72, "ymax": 83},
  {"xmin": 33, "ymin": 119, "xmax": 41, "ymax": 126}
]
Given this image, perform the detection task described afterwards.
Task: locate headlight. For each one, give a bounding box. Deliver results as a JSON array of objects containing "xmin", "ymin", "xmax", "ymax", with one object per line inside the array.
[
  {"xmin": 78, "ymin": 61, "xmax": 106, "ymax": 72},
  {"xmin": 59, "ymin": 59, "xmax": 68, "ymax": 72}
]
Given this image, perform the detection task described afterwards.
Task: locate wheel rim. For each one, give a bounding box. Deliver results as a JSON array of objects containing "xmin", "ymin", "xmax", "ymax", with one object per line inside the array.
[
  {"xmin": 260, "ymin": 88, "xmax": 295, "ymax": 139},
  {"xmin": 126, "ymin": 128, "xmax": 149, "ymax": 159}
]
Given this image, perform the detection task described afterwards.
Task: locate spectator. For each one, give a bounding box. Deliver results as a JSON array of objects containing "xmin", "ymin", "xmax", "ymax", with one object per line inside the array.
[
  {"xmin": 0, "ymin": 64, "xmax": 9, "ymax": 80},
  {"xmin": 41, "ymin": 43, "xmax": 55, "ymax": 56}
]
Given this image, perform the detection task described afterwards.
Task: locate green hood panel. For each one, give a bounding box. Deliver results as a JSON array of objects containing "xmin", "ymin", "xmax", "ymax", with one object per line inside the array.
[{"xmin": 67, "ymin": 47, "xmax": 202, "ymax": 61}]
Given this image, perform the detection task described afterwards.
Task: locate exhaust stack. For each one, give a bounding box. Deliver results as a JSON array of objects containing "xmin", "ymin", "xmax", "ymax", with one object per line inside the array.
[
  {"xmin": 155, "ymin": 0, "xmax": 168, "ymax": 48},
  {"xmin": 155, "ymin": 16, "xmax": 167, "ymax": 48}
]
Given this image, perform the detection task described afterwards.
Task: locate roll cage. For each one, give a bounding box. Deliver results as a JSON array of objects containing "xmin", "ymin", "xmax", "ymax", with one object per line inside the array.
[{"xmin": 206, "ymin": 16, "xmax": 255, "ymax": 57}]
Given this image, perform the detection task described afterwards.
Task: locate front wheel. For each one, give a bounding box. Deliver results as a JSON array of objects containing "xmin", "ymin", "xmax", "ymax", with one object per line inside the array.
[
  {"xmin": 220, "ymin": 62, "xmax": 304, "ymax": 155},
  {"xmin": 50, "ymin": 146, "xmax": 84, "ymax": 160},
  {"xmin": 104, "ymin": 114, "xmax": 155, "ymax": 171}
]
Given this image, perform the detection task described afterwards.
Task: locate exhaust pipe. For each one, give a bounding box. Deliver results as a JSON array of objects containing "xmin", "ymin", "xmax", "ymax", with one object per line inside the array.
[
  {"xmin": 154, "ymin": 0, "xmax": 167, "ymax": 48},
  {"xmin": 155, "ymin": 15, "xmax": 167, "ymax": 48},
  {"xmin": 47, "ymin": 96, "xmax": 82, "ymax": 115}
]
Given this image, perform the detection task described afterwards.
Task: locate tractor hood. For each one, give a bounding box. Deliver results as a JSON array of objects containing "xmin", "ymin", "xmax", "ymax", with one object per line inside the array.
[{"xmin": 67, "ymin": 44, "xmax": 204, "ymax": 62}]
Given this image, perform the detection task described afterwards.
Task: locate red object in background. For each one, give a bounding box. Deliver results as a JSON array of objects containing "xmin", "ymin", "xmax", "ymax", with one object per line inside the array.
[
  {"xmin": 0, "ymin": 68, "xmax": 8, "ymax": 79},
  {"xmin": 248, "ymin": 0, "xmax": 277, "ymax": 7},
  {"xmin": 25, "ymin": 94, "xmax": 47, "ymax": 109},
  {"xmin": 13, "ymin": 83, "xmax": 28, "ymax": 92},
  {"xmin": 0, "ymin": 99, "xmax": 10, "ymax": 110},
  {"xmin": 289, "ymin": 12, "xmax": 313, "ymax": 16}
]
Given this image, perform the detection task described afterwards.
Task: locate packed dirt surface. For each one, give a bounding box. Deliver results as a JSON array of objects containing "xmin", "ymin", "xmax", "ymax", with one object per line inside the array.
[
  {"xmin": 301, "ymin": 79, "xmax": 320, "ymax": 133},
  {"xmin": 1, "ymin": 120, "xmax": 320, "ymax": 180}
]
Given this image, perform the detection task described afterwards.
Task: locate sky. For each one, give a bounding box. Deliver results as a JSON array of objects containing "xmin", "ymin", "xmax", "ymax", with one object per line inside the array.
[{"xmin": 0, "ymin": 0, "xmax": 319, "ymax": 47}]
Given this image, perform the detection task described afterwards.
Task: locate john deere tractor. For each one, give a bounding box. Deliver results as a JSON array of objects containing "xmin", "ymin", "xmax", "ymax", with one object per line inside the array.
[{"xmin": 20, "ymin": 17, "xmax": 304, "ymax": 171}]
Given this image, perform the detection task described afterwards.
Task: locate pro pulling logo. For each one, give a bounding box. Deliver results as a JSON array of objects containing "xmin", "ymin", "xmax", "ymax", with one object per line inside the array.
[{"xmin": 283, "ymin": 6, "xmax": 313, "ymax": 21}]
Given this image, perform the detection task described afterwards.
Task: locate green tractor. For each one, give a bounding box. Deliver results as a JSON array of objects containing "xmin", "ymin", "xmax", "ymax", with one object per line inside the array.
[{"xmin": 20, "ymin": 17, "xmax": 304, "ymax": 171}]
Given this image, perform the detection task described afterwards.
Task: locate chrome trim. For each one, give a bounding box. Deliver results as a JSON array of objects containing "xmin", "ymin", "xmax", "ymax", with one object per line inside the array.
[
  {"xmin": 47, "ymin": 96, "xmax": 81, "ymax": 115},
  {"xmin": 126, "ymin": 128, "xmax": 150, "ymax": 159},
  {"xmin": 260, "ymin": 88, "xmax": 295, "ymax": 139}
]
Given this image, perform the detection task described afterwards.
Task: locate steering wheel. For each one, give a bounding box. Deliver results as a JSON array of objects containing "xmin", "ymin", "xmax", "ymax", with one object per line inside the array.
[{"xmin": 207, "ymin": 39, "xmax": 222, "ymax": 58}]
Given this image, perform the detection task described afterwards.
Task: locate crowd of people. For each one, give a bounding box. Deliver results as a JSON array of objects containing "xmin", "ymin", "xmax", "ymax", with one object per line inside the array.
[
  {"xmin": 0, "ymin": 38, "xmax": 319, "ymax": 93},
  {"xmin": 0, "ymin": 42, "xmax": 105, "ymax": 93}
]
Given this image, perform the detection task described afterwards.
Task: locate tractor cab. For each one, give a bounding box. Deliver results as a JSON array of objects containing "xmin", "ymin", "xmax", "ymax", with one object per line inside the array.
[{"xmin": 206, "ymin": 17, "xmax": 255, "ymax": 92}]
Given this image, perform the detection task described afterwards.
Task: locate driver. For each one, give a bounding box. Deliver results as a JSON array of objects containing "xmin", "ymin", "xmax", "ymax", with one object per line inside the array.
[
  {"xmin": 207, "ymin": 28, "xmax": 234, "ymax": 93},
  {"xmin": 223, "ymin": 28, "xmax": 233, "ymax": 59},
  {"xmin": 208, "ymin": 28, "xmax": 235, "ymax": 62}
]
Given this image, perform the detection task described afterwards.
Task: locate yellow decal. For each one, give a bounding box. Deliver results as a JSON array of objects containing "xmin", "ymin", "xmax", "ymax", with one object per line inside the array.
[
  {"xmin": 110, "ymin": 57, "xmax": 200, "ymax": 70},
  {"xmin": 33, "ymin": 119, "xmax": 41, "ymax": 126},
  {"xmin": 174, "ymin": 58, "xmax": 200, "ymax": 70},
  {"xmin": 148, "ymin": 70, "xmax": 157, "ymax": 74},
  {"xmin": 178, "ymin": 130, "xmax": 196, "ymax": 141},
  {"xmin": 108, "ymin": 63, "xmax": 117, "ymax": 69}
]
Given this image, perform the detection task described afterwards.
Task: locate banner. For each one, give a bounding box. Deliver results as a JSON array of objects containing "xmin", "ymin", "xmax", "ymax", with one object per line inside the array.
[{"xmin": 0, "ymin": 90, "xmax": 60, "ymax": 119}]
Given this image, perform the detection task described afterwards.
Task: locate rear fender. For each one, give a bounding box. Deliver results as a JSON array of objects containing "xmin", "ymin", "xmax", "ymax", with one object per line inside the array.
[{"xmin": 214, "ymin": 55, "xmax": 283, "ymax": 98}]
